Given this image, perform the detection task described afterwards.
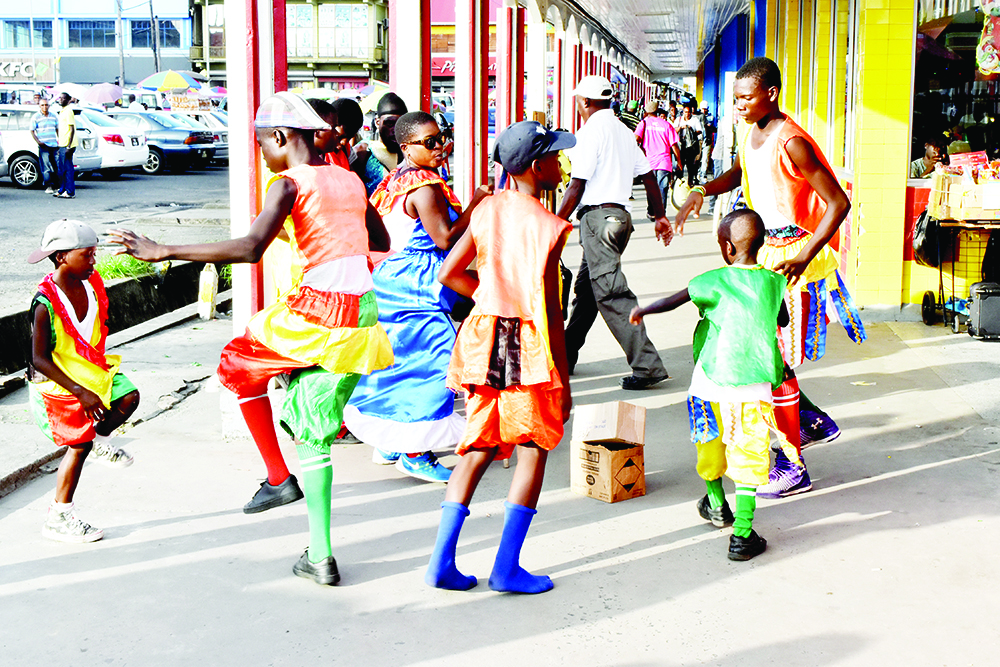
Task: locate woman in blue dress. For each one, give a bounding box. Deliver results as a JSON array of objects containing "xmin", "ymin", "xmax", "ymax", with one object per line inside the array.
[{"xmin": 343, "ymin": 111, "xmax": 491, "ymax": 482}]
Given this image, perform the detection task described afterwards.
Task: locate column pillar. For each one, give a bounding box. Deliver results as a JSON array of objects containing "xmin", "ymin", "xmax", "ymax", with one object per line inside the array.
[
  {"xmin": 553, "ymin": 34, "xmax": 563, "ymax": 128},
  {"xmin": 389, "ymin": 0, "xmax": 431, "ymax": 113},
  {"xmin": 525, "ymin": 12, "xmax": 547, "ymax": 119},
  {"xmin": 455, "ymin": 0, "xmax": 490, "ymax": 202}
]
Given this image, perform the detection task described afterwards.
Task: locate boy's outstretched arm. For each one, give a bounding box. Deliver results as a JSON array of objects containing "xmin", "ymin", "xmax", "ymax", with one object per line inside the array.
[
  {"xmin": 31, "ymin": 305, "xmax": 106, "ymax": 421},
  {"xmin": 674, "ymin": 153, "xmax": 743, "ymax": 235},
  {"xmin": 775, "ymin": 137, "xmax": 851, "ymax": 286},
  {"xmin": 365, "ymin": 201, "xmax": 390, "ymax": 252},
  {"xmin": 437, "ymin": 227, "xmax": 478, "ymax": 298},
  {"xmin": 108, "ymin": 178, "xmax": 297, "ymax": 264},
  {"xmin": 544, "ymin": 235, "xmax": 572, "ymax": 423},
  {"xmin": 629, "ymin": 288, "xmax": 691, "ymax": 324}
]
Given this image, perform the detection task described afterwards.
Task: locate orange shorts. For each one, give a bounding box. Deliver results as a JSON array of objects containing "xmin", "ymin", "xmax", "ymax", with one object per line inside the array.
[
  {"xmin": 456, "ymin": 373, "xmax": 564, "ymax": 460},
  {"xmin": 217, "ymin": 330, "xmax": 312, "ymax": 397}
]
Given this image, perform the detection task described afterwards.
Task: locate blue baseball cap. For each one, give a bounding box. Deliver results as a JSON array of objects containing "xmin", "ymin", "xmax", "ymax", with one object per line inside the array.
[{"xmin": 492, "ymin": 121, "xmax": 576, "ymax": 176}]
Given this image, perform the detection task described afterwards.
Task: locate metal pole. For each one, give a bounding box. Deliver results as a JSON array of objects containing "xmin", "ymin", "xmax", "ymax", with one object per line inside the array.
[
  {"xmin": 116, "ymin": 0, "xmax": 125, "ymax": 85},
  {"xmin": 150, "ymin": 0, "xmax": 161, "ymax": 73}
]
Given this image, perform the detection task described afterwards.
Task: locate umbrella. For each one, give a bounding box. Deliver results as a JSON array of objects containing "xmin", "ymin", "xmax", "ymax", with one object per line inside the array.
[
  {"xmin": 359, "ymin": 81, "xmax": 388, "ymax": 96},
  {"xmin": 360, "ymin": 88, "xmax": 394, "ymax": 113},
  {"xmin": 206, "ymin": 86, "xmax": 227, "ymax": 98},
  {"xmin": 82, "ymin": 82, "xmax": 123, "ymax": 104},
  {"xmin": 137, "ymin": 70, "xmax": 203, "ymax": 91},
  {"xmin": 338, "ymin": 87, "xmax": 363, "ymax": 100},
  {"xmin": 50, "ymin": 82, "xmax": 90, "ymax": 101}
]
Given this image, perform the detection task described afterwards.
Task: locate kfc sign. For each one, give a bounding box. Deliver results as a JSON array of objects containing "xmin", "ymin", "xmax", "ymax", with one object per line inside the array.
[
  {"xmin": 0, "ymin": 59, "xmax": 54, "ymax": 82},
  {"xmin": 432, "ymin": 56, "xmax": 497, "ymax": 77}
]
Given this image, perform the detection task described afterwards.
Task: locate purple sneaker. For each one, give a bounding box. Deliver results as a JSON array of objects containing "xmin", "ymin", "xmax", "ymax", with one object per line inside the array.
[
  {"xmin": 800, "ymin": 409, "xmax": 841, "ymax": 449},
  {"xmin": 757, "ymin": 451, "xmax": 812, "ymax": 499}
]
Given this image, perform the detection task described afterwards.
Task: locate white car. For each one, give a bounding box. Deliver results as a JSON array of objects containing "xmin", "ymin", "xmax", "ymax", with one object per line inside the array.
[
  {"xmin": 0, "ymin": 103, "xmax": 101, "ymax": 188},
  {"xmin": 78, "ymin": 109, "xmax": 149, "ymax": 175},
  {"xmin": 174, "ymin": 110, "xmax": 228, "ymax": 163}
]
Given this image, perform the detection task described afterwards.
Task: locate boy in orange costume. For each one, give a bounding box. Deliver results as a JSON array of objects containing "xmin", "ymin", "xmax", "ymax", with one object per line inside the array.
[
  {"xmin": 28, "ymin": 219, "xmax": 140, "ymax": 543},
  {"xmin": 111, "ymin": 92, "xmax": 393, "ymax": 585},
  {"xmin": 427, "ymin": 121, "xmax": 574, "ymax": 594}
]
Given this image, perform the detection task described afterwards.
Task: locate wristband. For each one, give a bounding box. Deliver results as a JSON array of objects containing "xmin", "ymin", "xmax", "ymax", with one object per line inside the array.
[{"xmin": 690, "ymin": 185, "xmax": 707, "ymax": 197}]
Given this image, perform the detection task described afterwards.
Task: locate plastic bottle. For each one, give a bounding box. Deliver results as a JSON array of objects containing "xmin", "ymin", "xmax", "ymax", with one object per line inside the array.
[{"xmin": 198, "ymin": 263, "xmax": 218, "ymax": 320}]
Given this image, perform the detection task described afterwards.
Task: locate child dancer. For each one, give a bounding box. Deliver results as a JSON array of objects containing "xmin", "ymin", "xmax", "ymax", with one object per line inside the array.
[
  {"xmin": 426, "ymin": 121, "xmax": 574, "ymax": 593},
  {"xmin": 342, "ymin": 111, "xmax": 491, "ymax": 483},
  {"xmin": 631, "ymin": 209, "xmax": 797, "ymax": 561},
  {"xmin": 110, "ymin": 92, "xmax": 393, "ymax": 585},
  {"xmin": 28, "ymin": 219, "xmax": 140, "ymax": 543}
]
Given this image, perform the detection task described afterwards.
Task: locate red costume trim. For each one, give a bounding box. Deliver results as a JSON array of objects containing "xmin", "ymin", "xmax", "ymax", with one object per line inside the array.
[
  {"xmin": 284, "ymin": 286, "xmax": 360, "ymax": 329},
  {"xmin": 370, "ymin": 167, "xmax": 462, "ymax": 217},
  {"xmin": 37, "ymin": 272, "xmax": 110, "ymax": 371}
]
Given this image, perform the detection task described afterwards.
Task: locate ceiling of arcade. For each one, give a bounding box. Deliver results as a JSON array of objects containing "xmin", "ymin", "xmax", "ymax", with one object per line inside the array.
[{"xmin": 545, "ymin": 0, "xmax": 751, "ymax": 76}]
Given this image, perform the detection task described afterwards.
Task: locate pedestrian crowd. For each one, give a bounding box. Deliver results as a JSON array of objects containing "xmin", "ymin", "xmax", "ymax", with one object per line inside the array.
[{"xmin": 25, "ymin": 56, "xmax": 864, "ymax": 589}]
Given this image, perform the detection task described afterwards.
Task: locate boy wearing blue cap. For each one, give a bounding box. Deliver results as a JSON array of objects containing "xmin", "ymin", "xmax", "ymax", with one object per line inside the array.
[{"xmin": 427, "ymin": 121, "xmax": 574, "ymax": 593}]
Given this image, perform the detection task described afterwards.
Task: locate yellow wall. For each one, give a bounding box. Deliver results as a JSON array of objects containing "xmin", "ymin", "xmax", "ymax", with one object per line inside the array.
[{"xmin": 845, "ymin": 0, "xmax": 916, "ymax": 307}]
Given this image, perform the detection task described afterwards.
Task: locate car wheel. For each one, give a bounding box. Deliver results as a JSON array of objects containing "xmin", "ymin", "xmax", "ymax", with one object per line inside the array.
[
  {"xmin": 143, "ymin": 148, "xmax": 165, "ymax": 175},
  {"xmin": 10, "ymin": 155, "xmax": 41, "ymax": 188}
]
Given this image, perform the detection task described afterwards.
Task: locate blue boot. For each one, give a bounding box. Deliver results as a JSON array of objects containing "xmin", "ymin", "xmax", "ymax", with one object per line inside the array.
[
  {"xmin": 488, "ymin": 502, "xmax": 553, "ymax": 594},
  {"xmin": 425, "ymin": 501, "xmax": 477, "ymax": 590}
]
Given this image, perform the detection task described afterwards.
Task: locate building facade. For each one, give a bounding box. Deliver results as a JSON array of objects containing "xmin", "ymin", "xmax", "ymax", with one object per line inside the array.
[
  {"xmin": 189, "ymin": 0, "xmax": 388, "ymax": 90},
  {"xmin": 0, "ymin": 0, "xmax": 191, "ymax": 87}
]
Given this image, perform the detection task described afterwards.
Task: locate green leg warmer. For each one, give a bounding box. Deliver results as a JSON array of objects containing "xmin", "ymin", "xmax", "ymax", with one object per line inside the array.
[
  {"xmin": 296, "ymin": 444, "xmax": 333, "ymax": 563},
  {"xmin": 733, "ymin": 485, "xmax": 757, "ymax": 538},
  {"xmin": 705, "ymin": 478, "xmax": 726, "ymax": 509}
]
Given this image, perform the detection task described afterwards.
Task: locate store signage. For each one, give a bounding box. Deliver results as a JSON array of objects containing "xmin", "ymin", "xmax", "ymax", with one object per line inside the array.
[
  {"xmin": 0, "ymin": 59, "xmax": 54, "ymax": 82},
  {"xmin": 949, "ymin": 151, "xmax": 988, "ymax": 170},
  {"xmin": 432, "ymin": 56, "xmax": 497, "ymax": 77}
]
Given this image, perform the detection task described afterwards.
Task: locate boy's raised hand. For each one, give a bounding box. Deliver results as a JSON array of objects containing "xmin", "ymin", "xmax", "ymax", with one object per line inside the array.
[{"xmin": 107, "ymin": 229, "xmax": 165, "ymax": 263}]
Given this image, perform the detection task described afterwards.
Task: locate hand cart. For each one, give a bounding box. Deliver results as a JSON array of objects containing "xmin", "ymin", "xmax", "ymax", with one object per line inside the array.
[{"xmin": 921, "ymin": 220, "xmax": 995, "ymax": 333}]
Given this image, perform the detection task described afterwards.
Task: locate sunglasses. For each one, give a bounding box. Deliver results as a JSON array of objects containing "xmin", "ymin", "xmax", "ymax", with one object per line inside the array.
[{"xmin": 404, "ymin": 133, "xmax": 446, "ymax": 150}]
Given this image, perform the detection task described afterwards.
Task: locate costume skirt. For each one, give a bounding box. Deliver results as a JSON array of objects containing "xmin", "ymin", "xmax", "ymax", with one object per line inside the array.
[
  {"xmin": 344, "ymin": 243, "xmax": 466, "ymax": 452},
  {"xmin": 759, "ymin": 227, "xmax": 866, "ymax": 368}
]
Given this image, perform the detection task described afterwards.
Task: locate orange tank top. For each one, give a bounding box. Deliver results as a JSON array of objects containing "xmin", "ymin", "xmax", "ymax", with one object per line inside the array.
[{"xmin": 277, "ymin": 163, "xmax": 370, "ymax": 271}]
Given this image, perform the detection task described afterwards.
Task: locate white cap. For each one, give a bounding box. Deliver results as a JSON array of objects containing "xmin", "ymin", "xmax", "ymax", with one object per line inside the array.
[
  {"xmin": 700, "ymin": 100, "xmax": 709, "ymax": 109},
  {"xmin": 573, "ymin": 75, "xmax": 614, "ymax": 100}
]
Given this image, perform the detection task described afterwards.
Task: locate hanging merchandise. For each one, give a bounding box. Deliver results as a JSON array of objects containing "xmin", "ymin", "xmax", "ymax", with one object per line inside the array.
[{"xmin": 977, "ymin": 1, "xmax": 1000, "ymax": 73}]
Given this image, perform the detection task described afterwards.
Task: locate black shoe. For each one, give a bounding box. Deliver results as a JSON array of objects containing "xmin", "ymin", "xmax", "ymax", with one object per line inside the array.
[
  {"xmin": 696, "ymin": 495, "xmax": 734, "ymax": 528},
  {"xmin": 620, "ymin": 374, "xmax": 670, "ymax": 390},
  {"xmin": 293, "ymin": 549, "xmax": 340, "ymax": 585},
  {"xmin": 243, "ymin": 474, "xmax": 304, "ymax": 514},
  {"xmin": 728, "ymin": 530, "xmax": 767, "ymax": 561}
]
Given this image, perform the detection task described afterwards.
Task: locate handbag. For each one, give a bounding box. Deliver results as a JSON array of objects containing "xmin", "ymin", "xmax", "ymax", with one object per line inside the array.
[{"xmin": 912, "ymin": 208, "xmax": 941, "ymax": 268}]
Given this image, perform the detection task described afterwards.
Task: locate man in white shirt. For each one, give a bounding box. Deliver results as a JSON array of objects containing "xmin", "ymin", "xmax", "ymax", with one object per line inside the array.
[
  {"xmin": 556, "ymin": 75, "xmax": 674, "ymax": 390},
  {"xmin": 127, "ymin": 94, "xmax": 144, "ymax": 111}
]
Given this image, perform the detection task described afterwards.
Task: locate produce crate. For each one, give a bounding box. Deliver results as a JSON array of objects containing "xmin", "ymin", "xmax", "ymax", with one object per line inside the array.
[{"xmin": 929, "ymin": 172, "xmax": 1000, "ymax": 221}]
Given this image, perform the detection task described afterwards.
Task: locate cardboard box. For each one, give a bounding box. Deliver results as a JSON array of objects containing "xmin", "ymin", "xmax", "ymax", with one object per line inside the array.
[
  {"xmin": 571, "ymin": 401, "xmax": 646, "ymax": 445},
  {"xmin": 929, "ymin": 171, "xmax": 1000, "ymax": 221},
  {"xmin": 570, "ymin": 439, "xmax": 646, "ymax": 504}
]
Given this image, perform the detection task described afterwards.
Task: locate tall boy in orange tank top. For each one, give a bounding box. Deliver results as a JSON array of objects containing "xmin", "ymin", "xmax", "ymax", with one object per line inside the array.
[
  {"xmin": 110, "ymin": 92, "xmax": 394, "ymax": 585},
  {"xmin": 427, "ymin": 121, "xmax": 574, "ymax": 594},
  {"xmin": 673, "ymin": 57, "xmax": 865, "ymax": 500}
]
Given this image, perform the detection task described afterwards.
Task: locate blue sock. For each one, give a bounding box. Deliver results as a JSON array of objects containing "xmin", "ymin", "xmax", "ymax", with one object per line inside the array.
[
  {"xmin": 425, "ymin": 501, "xmax": 477, "ymax": 590},
  {"xmin": 489, "ymin": 502, "xmax": 553, "ymax": 594}
]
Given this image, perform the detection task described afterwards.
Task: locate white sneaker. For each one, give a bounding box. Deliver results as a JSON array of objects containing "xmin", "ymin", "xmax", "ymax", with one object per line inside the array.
[
  {"xmin": 91, "ymin": 441, "xmax": 134, "ymax": 468},
  {"xmin": 44, "ymin": 187, "xmax": 55, "ymax": 194},
  {"xmin": 42, "ymin": 506, "xmax": 104, "ymax": 543}
]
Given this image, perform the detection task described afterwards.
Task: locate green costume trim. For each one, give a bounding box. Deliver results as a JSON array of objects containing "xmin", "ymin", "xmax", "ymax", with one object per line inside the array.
[
  {"xmin": 705, "ymin": 478, "xmax": 726, "ymax": 510},
  {"xmin": 297, "ymin": 444, "xmax": 334, "ymax": 562},
  {"xmin": 734, "ymin": 485, "xmax": 757, "ymax": 538}
]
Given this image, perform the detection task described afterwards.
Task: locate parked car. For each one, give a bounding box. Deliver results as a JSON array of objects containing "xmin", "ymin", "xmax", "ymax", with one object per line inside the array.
[
  {"xmin": 168, "ymin": 112, "xmax": 228, "ymax": 164},
  {"xmin": 78, "ymin": 109, "xmax": 149, "ymax": 175},
  {"xmin": 0, "ymin": 103, "xmax": 101, "ymax": 188},
  {"xmin": 104, "ymin": 110, "xmax": 215, "ymax": 174}
]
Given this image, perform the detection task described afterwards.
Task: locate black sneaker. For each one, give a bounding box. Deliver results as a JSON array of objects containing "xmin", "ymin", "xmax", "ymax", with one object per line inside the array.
[
  {"xmin": 728, "ymin": 530, "xmax": 767, "ymax": 561},
  {"xmin": 293, "ymin": 549, "xmax": 340, "ymax": 586},
  {"xmin": 696, "ymin": 495, "xmax": 734, "ymax": 527},
  {"xmin": 242, "ymin": 474, "xmax": 304, "ymax": 514},
  {"xmin": 620, "ymin": 374, "xmax": 670, "ymax": 390}
]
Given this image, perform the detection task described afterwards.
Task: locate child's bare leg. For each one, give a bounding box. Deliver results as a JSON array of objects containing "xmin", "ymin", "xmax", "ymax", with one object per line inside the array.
[
  {"xmin": 54, "ymin": 443, "xmax": 92, "ymax": 504},
  {"xmin": 506, "ymin": 444, "xmax": 548, "ymax": 509},
  {"xmin": 427, "ymin": 447, "xmax": 496, "ymax": 590},
  {"xmin": 490, "ymin": 443, "xmax": 553, "ymax": 594},
  {"xmin": 94, "ymin": 390, "xmax": 140, "ymax": 437}
]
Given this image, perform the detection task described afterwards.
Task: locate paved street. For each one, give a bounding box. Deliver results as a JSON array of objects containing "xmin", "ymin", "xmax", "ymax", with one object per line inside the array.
[
  {"xmin": 0, "ymin": 165, "xmax": 230, "ymax": 315},
  {"xmin": 1, "ymin": 191, "xmax": 999, "ymax": 666}
]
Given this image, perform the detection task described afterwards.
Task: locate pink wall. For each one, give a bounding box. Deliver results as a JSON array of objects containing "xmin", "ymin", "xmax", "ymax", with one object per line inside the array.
[{"xmin": 431, "ymin": 0, "xmax": 503, "ymax": 23}]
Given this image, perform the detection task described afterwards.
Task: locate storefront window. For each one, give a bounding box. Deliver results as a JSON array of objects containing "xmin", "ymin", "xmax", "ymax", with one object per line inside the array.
[
  {"xmin": 911, "ymin": 9, "xmax": 997, "ymax": 178},
  {"xmin": 318, "ymin": 3, "xmax": 369, "ymax": 59},
  {"xmin": 68, "ymin": 20, "xmax": 116, "ymax": 48},
  {"xmin": 208, "ymin": 5, "xmax": 225, "ymax": 58},
  {"xmin": 131, "ymin": 20, "xmax": 182, "ymax": 49},
  {"xmin": 287, "ymin": 4, "xmax": 315, "ymax": 58}
]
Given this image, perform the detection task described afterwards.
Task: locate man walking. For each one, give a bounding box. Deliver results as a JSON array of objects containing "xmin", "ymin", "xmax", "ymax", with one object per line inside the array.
[
  {"xmin": 557, "ymin": 75, "xmax": 673, "ymax": 390},
  {"xmin": 54, "ymin": 93, "xmax": 77, "ymax": 199},
  {"xmin": 620, "ymin": 100, "xmax": 642, "ymax": 132},
  {"xmin": 30, "ymin": 100, "xmax": 59, "ymax": 194},
  {"xmin": 635, "ymin": 99, "xmax": 681, "ymax": 210}
]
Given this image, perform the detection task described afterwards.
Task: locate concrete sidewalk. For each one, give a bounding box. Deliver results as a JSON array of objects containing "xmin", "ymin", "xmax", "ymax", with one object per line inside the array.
[{"xmin": 1, "ymin": 195, "xmax": 999, "ymax": 666}]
